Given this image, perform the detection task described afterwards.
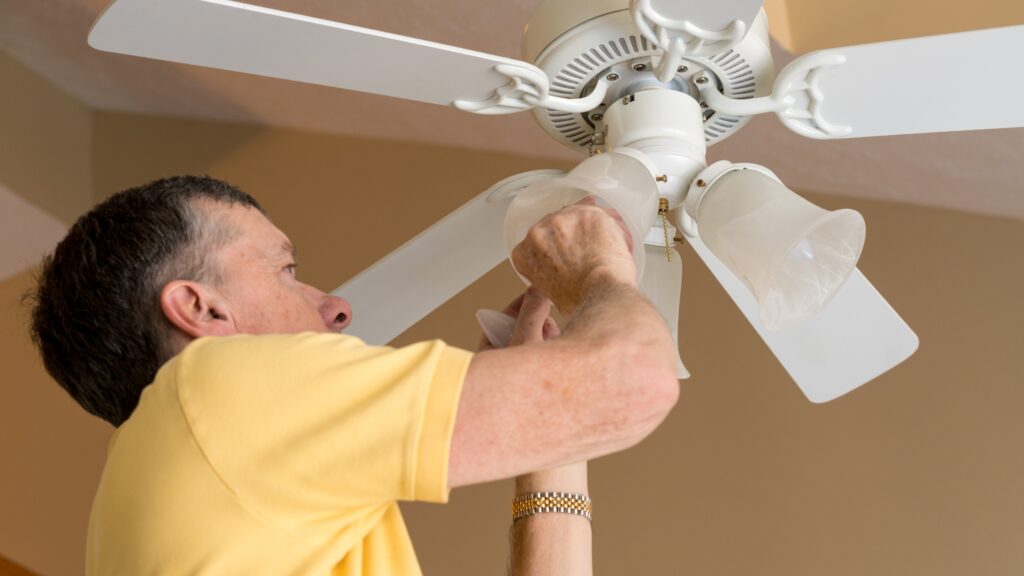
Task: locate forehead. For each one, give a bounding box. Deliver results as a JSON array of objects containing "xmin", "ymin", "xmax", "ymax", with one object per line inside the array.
[{"xmin": 205, "ymin": 201, "xmax": 292, "ymax": 261}]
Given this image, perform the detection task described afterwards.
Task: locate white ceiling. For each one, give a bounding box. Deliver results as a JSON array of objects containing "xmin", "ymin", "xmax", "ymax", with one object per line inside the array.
[{"xmin": 0, "ymin": 0, "xmax": 1021, "ymax": 219}]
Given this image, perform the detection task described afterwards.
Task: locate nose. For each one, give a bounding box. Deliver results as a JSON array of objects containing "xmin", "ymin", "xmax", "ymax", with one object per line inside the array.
[{"xmin": 320, "ymin": 294, "xmax": 353, "ymax": 332}]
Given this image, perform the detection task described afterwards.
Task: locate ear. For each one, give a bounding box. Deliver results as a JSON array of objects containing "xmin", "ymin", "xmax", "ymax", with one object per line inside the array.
[{"xmin": 160, "ymin": 280, "xmax": 238, "ymax": 340}]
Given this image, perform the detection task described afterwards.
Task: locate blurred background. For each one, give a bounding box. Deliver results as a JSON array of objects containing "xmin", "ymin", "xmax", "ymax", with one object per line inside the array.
[{"xmin": 1, "ymin": 0, "xmax": 1023, "ymax": 574}]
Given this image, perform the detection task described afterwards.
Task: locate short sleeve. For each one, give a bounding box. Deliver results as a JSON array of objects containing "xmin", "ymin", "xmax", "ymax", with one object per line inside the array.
[{"xmin": 172, "ymin": 333, "xmax": 472, "ymax": 532}]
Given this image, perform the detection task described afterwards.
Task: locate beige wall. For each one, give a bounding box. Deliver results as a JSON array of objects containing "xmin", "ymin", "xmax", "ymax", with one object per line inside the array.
[
  {"xmin": 0, "ymin": 50, "xmax": 106, "ymax": 576},
  {"xmin": 0, "ymin": 272, "xmax": 110, "ymax": 576},
  {"xmin": 766, "ymin": 0, "xmax": 1024, "ymax": 53},
  {"xmin": 4, "ymin": 66, "xmax": 1024, "ymax": 574},
  {"xmin": 0, "ymin": 50, "xmax": 91, "ymax": 223}
]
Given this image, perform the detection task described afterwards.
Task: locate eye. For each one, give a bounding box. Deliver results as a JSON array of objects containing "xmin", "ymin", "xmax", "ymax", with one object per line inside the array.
[{"xmin": 284, "ymin": 263, "xmax": 298, "ymax": 277}]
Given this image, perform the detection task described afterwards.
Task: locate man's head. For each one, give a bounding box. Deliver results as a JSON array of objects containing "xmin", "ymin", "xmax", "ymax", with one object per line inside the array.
[{"xmin": 30, "ymin": 175, "xmax": 351, "ymax": 426}]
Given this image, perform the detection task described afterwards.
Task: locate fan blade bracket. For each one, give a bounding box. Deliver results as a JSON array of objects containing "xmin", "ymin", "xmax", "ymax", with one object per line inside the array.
[
  {"xmin": 630, "ymin": 0, "xmax": 761, "ymax": 82},
  {"xmin": 454, "ymin": 64, "xmax": 612, "ymax": 115},
  {"xmin": 770, "ymin": 53, "xmax": 852, "ymax": 138},
  {"xmin": 694, "ymin": 53, "xmax": 852, "ymax": 138}
]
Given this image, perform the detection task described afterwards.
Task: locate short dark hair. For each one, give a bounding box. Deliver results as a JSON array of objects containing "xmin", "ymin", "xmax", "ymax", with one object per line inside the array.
[{"xmin": 29, "ymin": 175, "xmax": 264, "ymax": 426}]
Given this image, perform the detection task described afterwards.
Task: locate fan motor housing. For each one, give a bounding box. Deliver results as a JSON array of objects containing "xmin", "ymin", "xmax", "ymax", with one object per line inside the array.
[{"xmin": 524, "ymin": 0, "xmax": 774, "ymax": 153}]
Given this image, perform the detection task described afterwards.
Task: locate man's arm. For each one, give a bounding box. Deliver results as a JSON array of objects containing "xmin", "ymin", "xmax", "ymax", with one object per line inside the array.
[
  {"xmin": 481, "ymin": 289, "xmax": 592, "ymax": 576},
  {"xmin": 449, "ymin": 202, "xmax": 680, "ymax": 488}
]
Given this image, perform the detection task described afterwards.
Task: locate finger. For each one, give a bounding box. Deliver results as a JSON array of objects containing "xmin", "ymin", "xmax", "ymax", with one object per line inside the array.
[
  {"xmin": 599, "ymin": 205, "xmax": 627, "ymax": 226},
  {"xmin": 542, "ymin": 317, "xmax": 561, "ymax": 340},
  {"xmin": 476, "ymin": 333, "xmax": 495, "ymax": 352},
  {"xmin": 594, "ymin": 207, "xmax": 634, "ymax": 252},
  {"xmin": 615, "ymin": 218, "xmax": 634, "ymax": 252},
  {"xmin": 500, "ymin": 292, "xmax": 527, "ymax": 318},
  {"xmin": 509, "ymin": 288, "xmax": 552, "ymax": 346}
]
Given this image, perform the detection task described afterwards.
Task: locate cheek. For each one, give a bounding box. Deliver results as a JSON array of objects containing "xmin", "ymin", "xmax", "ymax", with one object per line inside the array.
[
  {"xmin": 233, "ymin": 288, "xmax": 309, "ymax": 333},
  {"xmin": 282, "ymin": 287, "xmax": 326, "ymax": 331},
  {"xmin": 228, "ymin": 275, "xmax": 325, "ymax": 334}
]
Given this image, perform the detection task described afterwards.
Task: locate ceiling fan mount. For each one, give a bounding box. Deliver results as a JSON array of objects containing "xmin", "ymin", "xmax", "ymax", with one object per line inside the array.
[{"xmin": 524, "ymin": 3, "xmax": 774, "ymax": 151}]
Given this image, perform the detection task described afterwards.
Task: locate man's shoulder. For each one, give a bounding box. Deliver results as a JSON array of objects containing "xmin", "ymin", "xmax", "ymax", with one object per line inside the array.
[
  {"xmin": 159, "ymin": 333, "xmax": 470, "ymax": 434},
  {"xmin": 164, "ymin": 332, "xmax": 368, "ymax": 403}
]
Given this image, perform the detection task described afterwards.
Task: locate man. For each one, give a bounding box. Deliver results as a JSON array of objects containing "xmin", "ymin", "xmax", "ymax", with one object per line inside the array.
[{"xmin": 30, "ymin": 175, "xmax": 679, "ymax": 574}]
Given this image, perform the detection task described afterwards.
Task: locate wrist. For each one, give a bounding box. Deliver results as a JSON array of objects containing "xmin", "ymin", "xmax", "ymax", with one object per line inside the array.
[
  {"xmin": 558, "ymin": 265, "xmax": 634, "ymax": 317},
  {"xmin": 516, "ymin": 462, "xmax": 588, "ymax": 495},
  {"xmin": 581, "ymin": 264, "xmax": 635, "ymax": 295}
]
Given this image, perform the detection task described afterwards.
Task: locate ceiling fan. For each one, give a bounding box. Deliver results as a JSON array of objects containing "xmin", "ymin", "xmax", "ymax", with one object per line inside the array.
[{"xmin": 87, "ymin": 0, "xmax": 1024, "ymax": 402}]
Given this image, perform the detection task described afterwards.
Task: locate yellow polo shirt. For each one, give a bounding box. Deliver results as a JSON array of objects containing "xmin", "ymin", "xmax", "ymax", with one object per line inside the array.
[{"xmin": 85, "ymin": 333, "xmax": 472, "ymax": 575}]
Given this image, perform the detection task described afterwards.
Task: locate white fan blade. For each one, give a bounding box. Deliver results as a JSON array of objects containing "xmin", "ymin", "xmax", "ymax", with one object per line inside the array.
[
  {"xmin": 332, "ymin": 171, "xmax": 563, "ymax": 345},
  {"xmin": 89, "ymin": 0, "xmax": 543, "ymax": 108},
  {"xmin": 639, "ymin": 244, "xmax": 690, "ymax": 379},
  {"xmin": 785, "ymin": 25, "xmax": 1024, "ymax": 138},
  {"xmin": 687, "ymin": 236, "xmax": 918, "ymax": 402},
  {"xmin": 645, "ymin": 0, "xmax": 764, "ymax": 35}
]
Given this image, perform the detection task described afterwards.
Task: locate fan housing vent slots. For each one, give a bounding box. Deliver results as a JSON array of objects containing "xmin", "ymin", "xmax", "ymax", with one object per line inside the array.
[{"xmin": 529, "ymin": 10, "xmax": 774, "ymax": 153}]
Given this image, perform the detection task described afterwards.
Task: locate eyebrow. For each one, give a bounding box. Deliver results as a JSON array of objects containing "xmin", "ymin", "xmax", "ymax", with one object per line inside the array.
[{"xmin": 283, "ymin": 241, "xmax": 298, "ymax": 261}]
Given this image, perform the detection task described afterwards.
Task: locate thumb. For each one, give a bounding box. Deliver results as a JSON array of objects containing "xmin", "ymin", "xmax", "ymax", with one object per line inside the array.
[{"xmin": 509, "ymin": 287, "xmax": 551, "ymax": 346}]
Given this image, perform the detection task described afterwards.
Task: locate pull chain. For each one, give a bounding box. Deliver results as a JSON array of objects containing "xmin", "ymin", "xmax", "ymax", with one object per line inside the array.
[{"xmin": 658, "ymin": 198, "xmax": 672, "ymax": 262}]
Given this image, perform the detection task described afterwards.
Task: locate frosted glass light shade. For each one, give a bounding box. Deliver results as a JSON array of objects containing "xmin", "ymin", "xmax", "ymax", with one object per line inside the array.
[
  {"xmin": 638, "ymin": 244, "xmax": 689, "ymax": 379},
  {"xmin": 695, "ymin": 169, "xmax": 866, "ymax": 331},
  {"xmin": 504, "ymin": 150, "xmax": 660, "ymax": 281}
]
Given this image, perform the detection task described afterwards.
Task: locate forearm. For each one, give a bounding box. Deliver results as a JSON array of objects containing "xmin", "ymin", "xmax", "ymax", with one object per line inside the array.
[
  {"xmin": 451, "ymin": 275, "xmax": 681, "ymax": 487},
  {"xmin": 510, "ymin": 463, "xmax": 592, "ymax": 576},
  {"xmin": 562, "ymin": 270, "xmax": 677, "ymax": 366}
]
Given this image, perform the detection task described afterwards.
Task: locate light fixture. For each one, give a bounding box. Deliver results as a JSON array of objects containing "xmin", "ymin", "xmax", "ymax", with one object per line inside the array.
[
  {"xmin": 682, "ymin": 162, "xmax": 866, "ymax": 331},
  {"xmin": 639, "ymin": 241, "xmax": 690, "ymax": 379},
  {"xmin": 504, "ymin": 149, "xmax": 660, "ymax": 281}
]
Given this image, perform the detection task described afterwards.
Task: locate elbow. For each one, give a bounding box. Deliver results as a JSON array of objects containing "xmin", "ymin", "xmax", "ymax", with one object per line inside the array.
[
  {"xmin": 590, "ymin": 338, "xmax": 680, "ymax": 449},
  {"xmin": 628, "ymin": 364, "xmax": 679, "ymax": 448},
  {"xmin": 624, "ymin": 340, "xmax": 680, "ymax": 426}
]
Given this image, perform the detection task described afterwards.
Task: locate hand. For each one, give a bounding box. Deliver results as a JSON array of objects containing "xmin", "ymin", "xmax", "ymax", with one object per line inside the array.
[
  {"xmin": 477, "ymin": 287, "xmax": 560, "ymax": 352},
  {"xmin": 510, "ymin": 198, "xmax": 636, "ymax": 316}
]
